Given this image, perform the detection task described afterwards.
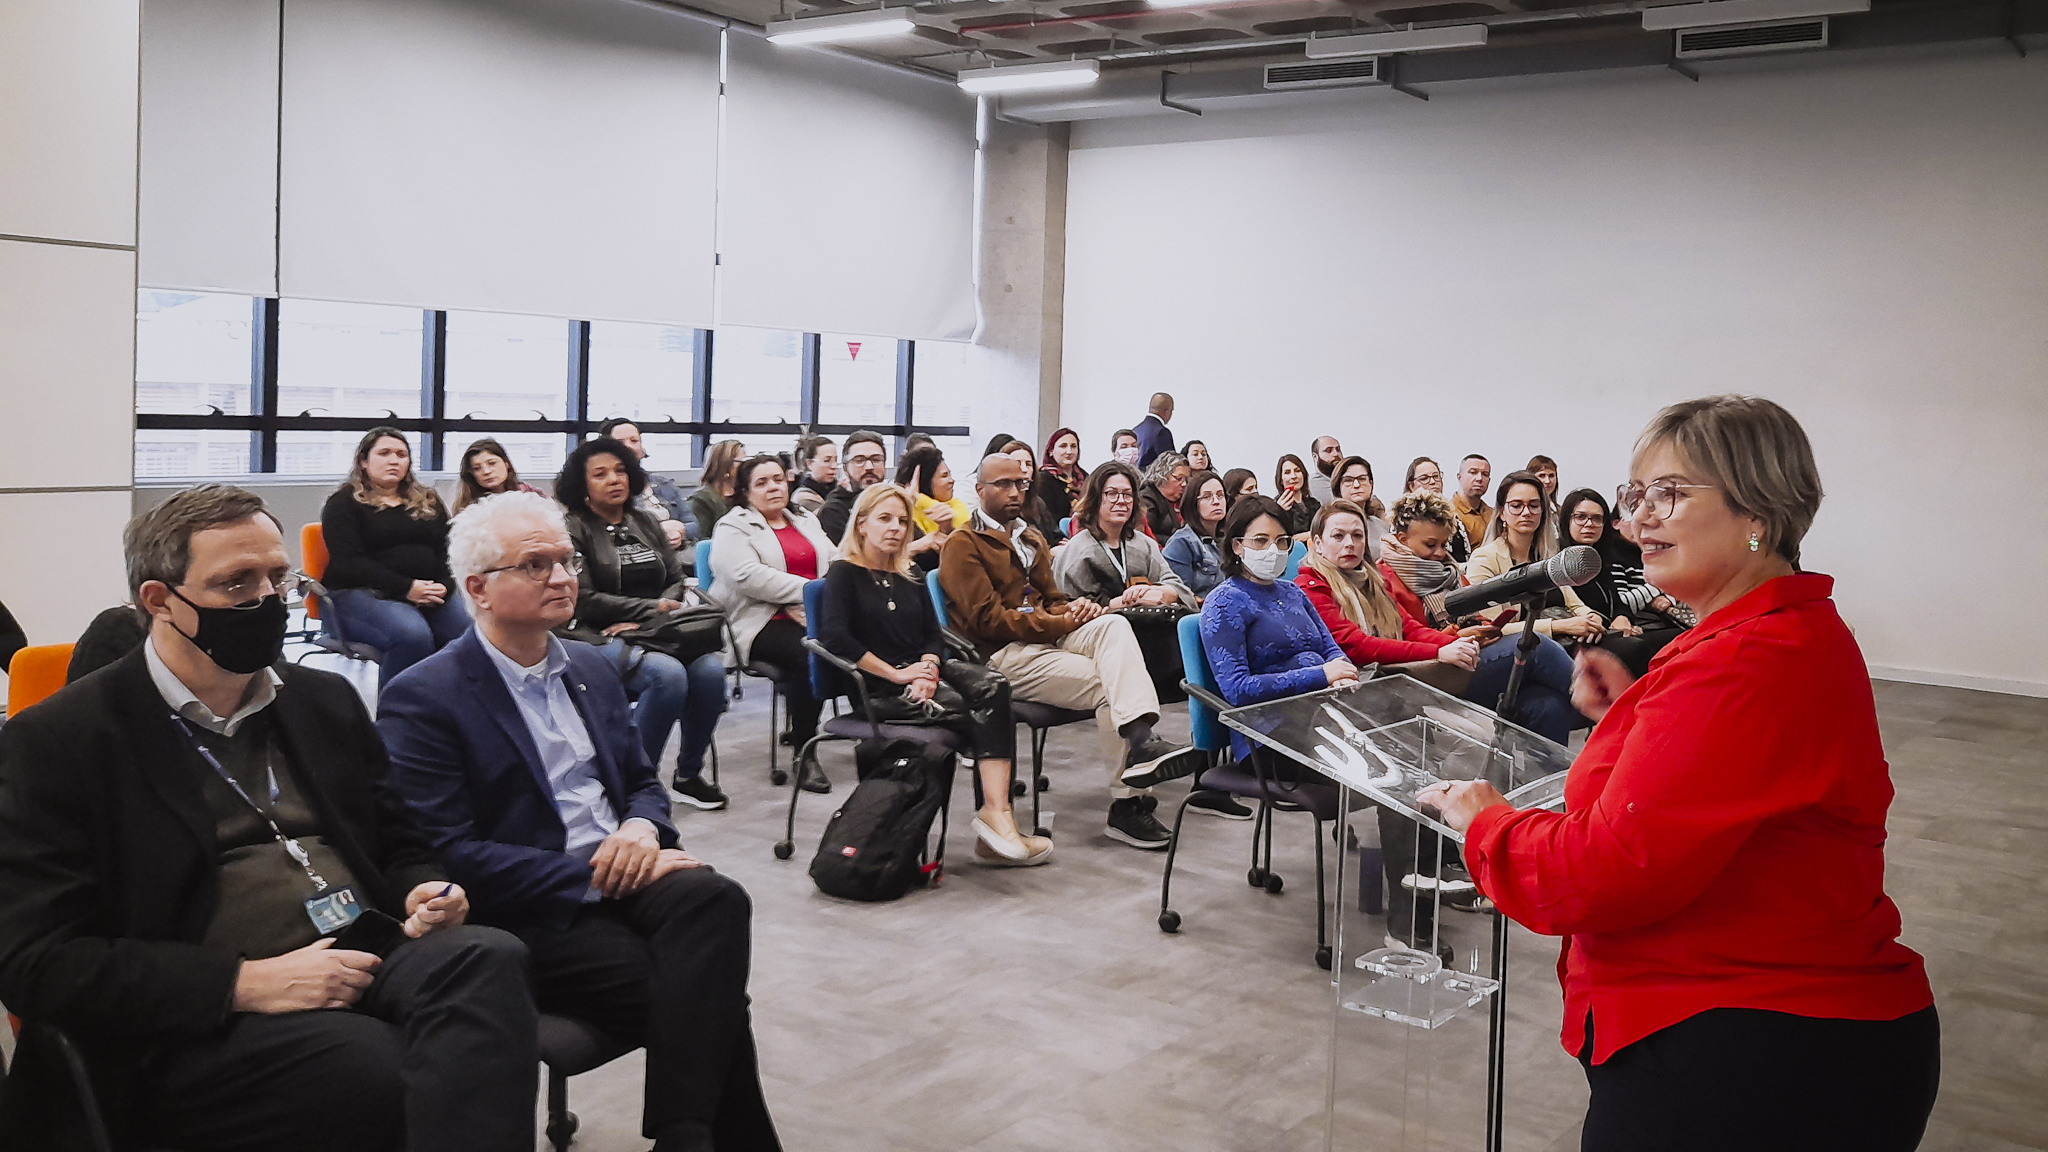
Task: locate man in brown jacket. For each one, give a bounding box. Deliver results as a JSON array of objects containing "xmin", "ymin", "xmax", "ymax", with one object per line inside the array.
[{"xmin": 939, "ymin": 455, "xmax": 1200, "ymax": 850}]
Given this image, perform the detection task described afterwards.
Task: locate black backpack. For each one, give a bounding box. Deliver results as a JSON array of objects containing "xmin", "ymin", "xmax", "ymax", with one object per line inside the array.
[{"xmin": 808, "ymin": 738, "xmax": 956, "ymax": 902}]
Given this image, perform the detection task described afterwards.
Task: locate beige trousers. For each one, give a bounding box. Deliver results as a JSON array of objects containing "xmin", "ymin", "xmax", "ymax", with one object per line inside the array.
[{"xmin": 986, "ymin": 613, "xmax": 1161, "ymax": 799}]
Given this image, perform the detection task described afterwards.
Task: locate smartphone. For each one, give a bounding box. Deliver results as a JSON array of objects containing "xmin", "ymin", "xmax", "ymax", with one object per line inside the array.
[
  {"xmin": 1488, "ymin": 606, "xmax": 1520, "ymax": 626},
  {"xmin": 332, "ymin": 908, "xmax": 408, "ymax": 958}
]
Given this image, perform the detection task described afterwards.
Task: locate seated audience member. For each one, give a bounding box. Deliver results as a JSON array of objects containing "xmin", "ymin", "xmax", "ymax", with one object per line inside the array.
[
  {"xmin": 1527, "ymin": 454, "xmax": 1561, "ymax": 518},
  {"xmin": 376, "ymin": 494, "xmax": 779, "ymax": 1152},
  {"xmin": 1379, "ymin": 491, "xmax": 1580, "ymax": 744},
  {"xmin": 791, "ymin": 435, "xmax": 838, "ymax": 514},
  {"xmin": 0, "ymin": 597, "xmax": 27, "ymax": 675},
  {"xmin": 1296, "ymin": 500, "xmax": 1480, "ymax": 692},
  {"xmin": 321, "ymin": 426, "xmax": 469, "ymax": 688},
  {"xmin": 818, "ymin": 430, "xmax": 887, "ymax": 543},
  {"xmin": 452, "ymin": 437, "xmax": 539, "ymax": 514},
  {"xmin": 1222, "ymin": 467, "xmax": 1260, "ymax": 509},
  {"xmin": 690, "ymin": 439, "xmax": 747, "ymax": 540},
  {"xmin": 1468, "ymin": 470, "xmax": 1607, "ymax": 646},
  {"xmin": 1162, "ymin": 469, "xmax": 1227, "ymax": 600},
  {"xmin": 1133, "ymin": 393, "xmax": 1176, "ymax": 468},
  {"xmin": 1404, "ymin": 456, "xmax": 1473, "ymax": 563},
  {"xmin": 1198, "ymin": 496, "xmax": 1357, "ymax": 751},
  {"xmin": 1138, "ymin": 451, "xmax": 1191, "ymax": 539},
  {"xmin": 1557, "ymin": 487, "xmax": 1689, "ymax": 677},
  {"xmin": 1000, "ymin": 439, "xmax": 1065, "ymax": 544},
  {"xmin": 1183, "ymin": 440, "xmax": 1212, "ymax": 474},
  {"xmin": 894, "ymin": 443, "xmax": 969, "ymax": 569},
  {"xmin": 1332, "ymin": 455, "xmax": 1391, "ymax": 561},
  {"xmin": 822, "ymin": 483, "xmax": 1050, "ymax": 866},
  {"xmin": 938, "ymin": 455, "xmax": 1200, "ymax": 851},
  {"xmin": 1108, "ymin": 428, "xmax": 1142, "ymax": 468},
  {"xmin": 1035, "ymin": 427, "xmax": 1088, "ymax": 537},
  {"xmin": 67, "ymin": 603, "xmax": 152, "ymax": 682},
  {"xmin": 1307, "ymin": 436, "xmax": 1343, "ymax": 503},
  {"xmin": 600, "ymin": 420, "xmax": 695, "ymax": 552},
  {"xmin": 1053, "ymin": 461, "xmax": 1197, "ymax": 704},
  {"xmin": 1450, "ymin": 454, "xmax": 1495, "ymax": 563},
  {"xmin": 0, "ymin": 485, "xmax": 535, "ymax": 1151},
  {"xmin": 1274, "ymin": 453, "xmax": 1321, "ymax": 537},
  {"xmin": 903, "ymin": 431, "xmax": 937, "ymax": 454},
  {"xmin": 555, "ymin": 442, "xmax": 729, "ymax": 810},
  {"xmin": 708, "ymin": 455, "xmax": 836, "ymax": 786}
]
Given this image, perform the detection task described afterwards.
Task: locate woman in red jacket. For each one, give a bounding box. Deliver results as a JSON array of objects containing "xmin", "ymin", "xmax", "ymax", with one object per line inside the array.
[
  {"xmin": 1296, "ymin": 500, "xmax": 1478, "ymax": 686},
  {"xmin": 1422, "ymin": 396, "xmax": 1937, "ymax": 1152}
]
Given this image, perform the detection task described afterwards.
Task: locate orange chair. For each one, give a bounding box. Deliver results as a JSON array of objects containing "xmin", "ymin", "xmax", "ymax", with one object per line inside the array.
[
  {"xmin": 6, "ymin": 643, "xmax": 74, "ymax": 717},
  {"xmin": 296, "ymin": 523, "xmax": 380, "ymax": 666},
  {"xmin": 300, "ymin": 523, "xmax": 329, "ymax": 622}
]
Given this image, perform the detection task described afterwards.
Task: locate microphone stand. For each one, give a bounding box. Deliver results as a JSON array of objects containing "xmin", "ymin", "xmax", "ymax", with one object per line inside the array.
[{"xmin": 1481, "ymin": 592, "xmax": 1544, "ymax": 1152}]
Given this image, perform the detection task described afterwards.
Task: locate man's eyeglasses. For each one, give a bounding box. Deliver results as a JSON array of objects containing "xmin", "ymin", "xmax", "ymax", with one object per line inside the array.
[
  {"xmin": 1616, "ymin": 480, "xmax": 1715, "ymax": 521},
  {"xmin": 483, "ymin": 554, "xmax": 584, "ymax": 582},
  {"xmin": 983, "ymin": 478, "xmax": 1030, "ymax": 492},
  {"xmin": 201, "ymin": 570, "xmax": 306, "ymax": 606}
]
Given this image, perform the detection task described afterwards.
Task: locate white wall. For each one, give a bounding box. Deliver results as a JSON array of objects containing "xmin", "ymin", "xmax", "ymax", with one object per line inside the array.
[
  {"xmin": 1060, "ymin": 47, "xmax": 2048, "ymax": 696},
  {"xmin": 0, "ymin": 0, "xmax": 139, "ymax": 673}
]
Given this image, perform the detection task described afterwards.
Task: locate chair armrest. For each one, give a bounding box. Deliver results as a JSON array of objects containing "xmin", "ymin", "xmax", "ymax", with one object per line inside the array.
[
  {"xmin": 300, "ymin": 578, "xmax": 354, "ymax": 645},
  {"xmin": 1180, "ymin": 680, "xmax": 1231, "ymax": 716},
  {"xmin": 800, "ymin": 637, "xmax": 880, "ymax": 726},
  {"xmin": 20, "ymin": 1022, "xmax": 115, "ymax": 1152},
  {"xmin": 937, "ymin": 626, "xmax": 984, "ymax": 665}
]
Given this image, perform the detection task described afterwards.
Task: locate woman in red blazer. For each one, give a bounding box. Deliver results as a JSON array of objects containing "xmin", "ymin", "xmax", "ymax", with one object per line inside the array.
[{"xmin": 1423, "ymin": 397, "xmax": 1937, "ymax": 1151}]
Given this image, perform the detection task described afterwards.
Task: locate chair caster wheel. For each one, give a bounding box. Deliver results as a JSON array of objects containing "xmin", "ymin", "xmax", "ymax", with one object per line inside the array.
[
  {"xmin": 1247, "ymin": 867, "xmax": 1267, "ymax": 889},
  {"xmin": 1036, "ymin": 775, "xmax": 1051, "ymax": 792},
  {"xmin": 1315, "ymin": 945, "xmax": 1333, "ymax": 970},
  {"xmin": 1264, "ymin": 874, "xmax": 1285, "ymax": 895},
  {"xmin": 773, "ymin": 841, "xmax": 793, "ymax": 860},
  {"xmin": 1159, "ymin": 910, "xmax": 1181, "ymax": 933},
  {"xmin": 1011, "ymin": 779, "xmax": 1027, "ymax": 798},
  {"xmin": 770, "ymin": 769, "xmax": 789, "ymax": 787},
  {"xmin": 546, "ymin": 1110, "xmax": 580, "ymax": 1150}
]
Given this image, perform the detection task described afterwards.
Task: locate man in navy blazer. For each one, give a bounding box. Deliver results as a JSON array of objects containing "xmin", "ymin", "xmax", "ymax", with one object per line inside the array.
[{"xmin": 378, "ymin": 491, "xmax": 779, "ymax": 1152}]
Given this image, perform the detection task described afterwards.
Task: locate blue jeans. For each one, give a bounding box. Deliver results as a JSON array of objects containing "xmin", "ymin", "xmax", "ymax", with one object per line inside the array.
[
  {"xmin": 597, "ymin": 640, "xmax": 728, "ymax": 780},
  {"xmin": 327, "ymin": 589, "xmax": 471, "ymax": 689},
  {"xmin": 1465, "ymin": 631, "xmax": 1581, "ymax": 745}
]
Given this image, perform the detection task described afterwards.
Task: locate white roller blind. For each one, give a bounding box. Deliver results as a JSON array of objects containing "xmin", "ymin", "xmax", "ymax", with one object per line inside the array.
[
  {"xmin": 278, "ymin": 0, "xmax": 720, "ymax": 325},
  {"xmin": 138, "ymin": 0, "xmax": 279, "ymax": 296},
  {"xmin": 721, "ymin": 33, "xmax": 978, "ymax": 341}
]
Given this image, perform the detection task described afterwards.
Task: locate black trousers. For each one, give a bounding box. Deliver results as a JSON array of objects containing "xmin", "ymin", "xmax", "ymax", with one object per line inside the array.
[
  {"xmin": 748, "ymin": 617, "xmax": 823, "ymax": 743},
  {"xmin": 1376, "ymin": 806, "xmax": 1462, "ymax": 943},
  {"xmin": 1579, "ymin": 1005, "xmax": 1941, "ymax": 1152},
  {"xmin": 519, "ymin": 867, "xmax": 780, "ymax": 1151},
  {"xmin": 863, "ymin": 659, "xmax": 1017, "ymax": 763},
  {"xmin": 141, "ymin": 925, "xmax": 538, "ymax": 1152}
]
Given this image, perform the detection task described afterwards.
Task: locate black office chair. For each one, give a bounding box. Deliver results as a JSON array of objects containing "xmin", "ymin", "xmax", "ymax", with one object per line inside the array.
[
  {"xmin": 540, "ymin": 1013, "xmax": 639, "ymax": 1151},
  {"xmin": 698, "ymin": 539, "xmax": 805, "ymax": 789}
]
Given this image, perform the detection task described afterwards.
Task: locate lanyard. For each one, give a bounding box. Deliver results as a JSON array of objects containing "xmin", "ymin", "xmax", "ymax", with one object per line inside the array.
[
  {"xmin": 175, "ymin": 716, "xmax": 330, "ymax": 893},
  {"xmin": 1105, "ymin": 542, "xmax": 1128, "ymax": 585}
]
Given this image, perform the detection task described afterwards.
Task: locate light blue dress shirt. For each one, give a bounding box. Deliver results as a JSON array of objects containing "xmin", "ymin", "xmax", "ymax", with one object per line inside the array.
[{"xmin": 481, "ymin": 635, "xmax": 648, "ymax": 899}]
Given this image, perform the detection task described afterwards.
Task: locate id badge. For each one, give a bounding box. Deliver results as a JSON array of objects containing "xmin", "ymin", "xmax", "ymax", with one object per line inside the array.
[{"xmin": 304, "ymin": 886, "xmax": 363, "ymax": 935}]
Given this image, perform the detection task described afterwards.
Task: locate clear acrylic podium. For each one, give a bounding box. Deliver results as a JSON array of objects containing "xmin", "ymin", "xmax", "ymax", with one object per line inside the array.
[{"xmin": 1220, "ymin": 674, "xmax": 1578, "ymax": 1152}]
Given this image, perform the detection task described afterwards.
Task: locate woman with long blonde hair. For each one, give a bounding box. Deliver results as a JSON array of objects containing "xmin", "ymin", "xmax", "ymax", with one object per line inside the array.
[
  {"xmin": 320, "ymin": 426, "xmax": 468, "ymax": 687},
  {"xmin": 818, "ymin": 483, "xmax": 1050, "ymax": 866},
  {"xmin": 1295, "ymin": 500, "xmax": 1479, "ymax": 691}
]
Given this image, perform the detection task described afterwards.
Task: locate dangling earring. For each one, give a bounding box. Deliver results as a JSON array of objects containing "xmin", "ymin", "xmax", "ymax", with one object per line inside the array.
[{"xmin": 1747, "ymin": 533, "xmax": 1760, "ymax": 553}]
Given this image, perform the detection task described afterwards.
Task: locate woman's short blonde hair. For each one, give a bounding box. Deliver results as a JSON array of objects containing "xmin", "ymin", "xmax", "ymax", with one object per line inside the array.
[
  {"xmin": 837, "ymin": 483, "xmax": 917, "ymax": 576},
  {"xmin": 1633, "ymin": 395, "xmax": 1823, "ymax": 565}
]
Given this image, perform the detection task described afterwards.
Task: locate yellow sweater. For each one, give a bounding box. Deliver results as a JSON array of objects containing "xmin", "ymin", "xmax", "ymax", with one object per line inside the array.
[{"xmin": 912, "ymin": 493, "xmax": 972, "ymax": 536}]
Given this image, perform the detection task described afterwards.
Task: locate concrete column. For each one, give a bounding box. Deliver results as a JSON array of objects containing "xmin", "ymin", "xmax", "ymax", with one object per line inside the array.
[
  {"xmin": 0, "ymin": 1, "xmax": 141, "ymax": 675},
  {"xmin": 966, "ymin": 116, "xmax": 1069, "ymax": 454}
]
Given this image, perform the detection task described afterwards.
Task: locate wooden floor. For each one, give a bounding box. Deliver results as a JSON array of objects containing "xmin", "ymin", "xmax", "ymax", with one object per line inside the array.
[{"xmin": 535, "ymin": 677, "xmax": 2048, "ymax": 1152}]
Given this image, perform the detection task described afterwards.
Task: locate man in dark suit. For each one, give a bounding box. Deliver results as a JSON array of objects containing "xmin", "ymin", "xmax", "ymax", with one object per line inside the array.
[
  {"xmin": 1132, "ymin": 391, "xmax": 1176, "ymax": 469},
  {"xmin": 0, "ymin": 485, "xmax": 538, "ymax": 1152},
  {"xmin": 376, "ymin": 490, "xmax": 779, "ymax": 1152}
]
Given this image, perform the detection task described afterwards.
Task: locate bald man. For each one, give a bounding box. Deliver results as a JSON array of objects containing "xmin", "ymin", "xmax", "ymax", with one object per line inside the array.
[{"xmin": 1133, "ymin": 392, "xmax": 1176, "ymax": 470}]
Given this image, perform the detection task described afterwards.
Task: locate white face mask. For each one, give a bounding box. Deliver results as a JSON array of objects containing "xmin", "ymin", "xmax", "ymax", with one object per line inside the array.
[
  {"xmin": 1240, "ymin": 543, "xmax": 1289, "ymax": 582},
  {"xmin": 1113, "ymin": 447, "xmax": 1141, "ymax": 466}
]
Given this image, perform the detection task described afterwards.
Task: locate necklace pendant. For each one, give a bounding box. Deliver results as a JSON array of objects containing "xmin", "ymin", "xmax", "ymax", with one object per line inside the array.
[{"xmin": 887, "ymin": 599, "xmax": 897, "ymax": 611}]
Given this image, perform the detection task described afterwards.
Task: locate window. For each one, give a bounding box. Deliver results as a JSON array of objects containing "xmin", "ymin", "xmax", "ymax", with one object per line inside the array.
[
  {"xmin": 588, "ymin": 320, "xmax": 696, "ymax": 471},
  {"xmin": 443, "ymin": 311, "xmax": 570, "ymax": 478},
  {"xmin": 277, "ymin": 429, "xmax": 428, "ymax": 479},
  {"xmin": 276, "ymin": 300, "xmax": 423, "ymax": 420},
  {"xmin": 817, "ymin": 334, "xmax": 897, "ymax": 429},
  {"xmin": 134, "ymin": 290, "xmax": 256, "ymax": 477},
  {"xmin": 709, "ymin": 326, "xmax": 800, "ymax": 431},
  {"xmin": 910, "ymin": 339, "xmax": 978, "ymax": 467}
]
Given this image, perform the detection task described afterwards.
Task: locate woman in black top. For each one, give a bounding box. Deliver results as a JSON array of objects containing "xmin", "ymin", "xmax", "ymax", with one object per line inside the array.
[
  {"xmin": 556, "ymin": 439, "xmax": 730, "ymax": 810},
  {"xmin": 818, "ymin": 483, "xmax": 1049, "ymax": 867},
  {"xmin": 1273, "ymin": 453, "xmax": 1320, "ymax": 537},
  {"xmin": 320, "ymin": 426, "xmax": 469, "ymax": 687},
  {"xmin": 1555, "ymin": 487, "xmax": 1690, "ymax": 678},
  {"xmin": 1036, "ymin": 427, "xmax": 1087, "ymax": 537}
]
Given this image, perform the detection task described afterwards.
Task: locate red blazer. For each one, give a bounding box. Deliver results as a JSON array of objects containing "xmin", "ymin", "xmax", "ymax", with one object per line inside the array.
[
  {"xmin": 1464, "ymin": 574, "xmax": 1932, "ymax": 1063},
  {"xmin": 1376, "ymin": 562, "xmax": 1461, "ymax": 647},
  {"xmin": 1294, "ymin": 567, "xmax": 1445, "ymax": 666}
]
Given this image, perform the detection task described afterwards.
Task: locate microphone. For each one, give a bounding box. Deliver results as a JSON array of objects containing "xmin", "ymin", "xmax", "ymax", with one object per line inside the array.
[{"xmin": 1441, "ymin": 545, "xmax": 1600, "ymax": 619}]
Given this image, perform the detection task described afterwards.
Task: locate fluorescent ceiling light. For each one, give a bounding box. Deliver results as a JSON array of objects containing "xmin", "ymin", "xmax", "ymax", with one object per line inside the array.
[
  {"xmin": 1641, "ymin": 0, "xmax": 1868, "ymax": 30},
  {"xmin": 766, "ymin": 8, "xmax": 916, "ymax": 46},
  {"xmin": 956, "ymin": 60, "xmax": 1102, "ymax": 94},
  {"xmin": 1303, "ymin": 24, "xmax": 1488, "ymax": 58}
]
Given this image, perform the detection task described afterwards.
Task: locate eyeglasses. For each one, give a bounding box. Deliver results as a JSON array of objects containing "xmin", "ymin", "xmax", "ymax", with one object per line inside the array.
[
  {"xmin": 1568, "ymin": 513, "xmax": 1607, "ymax": 526},
  {"xmin": 983, "ymin": 478, "xmax": 1030, "ymax": 492},
  {"xmin": 1616, "ymin": 480, "xmax": 1715, "ymax": 521},
  {"xmin": 1102, "ymin": 490, "xmax": 1135, "ymax": 504},
  {"xmin": 483, "ymin": 554, "xmax": 584, "ymax": 582},
  {"xmin": 200, "ymin": 569, "xmax": 306, "ymax": 606},
  {"xmin": 1503, "ymin": 500, "xmax": 1544, "ymax": 515},
  {"xmin": 847, "ymin": 452, "xmax": 885, "ymax": 466},
  {"xmin": 1411, "ymin": 472, "xmax": 1442, "ymax": 485}
]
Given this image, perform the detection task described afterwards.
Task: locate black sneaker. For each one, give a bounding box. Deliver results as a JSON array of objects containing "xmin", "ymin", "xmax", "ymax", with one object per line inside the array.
[
  {"xmin": 798, "ymin": 764, "xmax": 832, "ymax": 794},
  {"xmin": 670, "ymin": 774, "xmax": 728, "ymax": 811},
  {"xmin": 1119, "ymin": 739, "xmax": 1204, "ymax": 790},
  {"xmin": 1107, "ymin": 796, "xmax": 1171, "ymax": 850},
  {"xmin": 1187, "ymin": 792, "xmax": 1254, "ymax": 820}
]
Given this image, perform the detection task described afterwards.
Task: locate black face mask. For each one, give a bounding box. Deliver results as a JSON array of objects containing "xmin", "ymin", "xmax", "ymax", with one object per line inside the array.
[{"xmin": 169, "ymin": 589, "xmax": 289, "ymax": 675}]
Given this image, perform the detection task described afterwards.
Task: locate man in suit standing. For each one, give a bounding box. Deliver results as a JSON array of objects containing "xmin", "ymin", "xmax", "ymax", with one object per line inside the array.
[
  {"xmin": 376, "ymin": 490, "xmax": 779, "ymax": 1152},
  {"xmin": 1132, "ymin": 392, "xmax": 1176, "ymax": 469},
  {"xmin": 0, "ymin": 485, "xmax": 537, "ymax": 1152}
]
